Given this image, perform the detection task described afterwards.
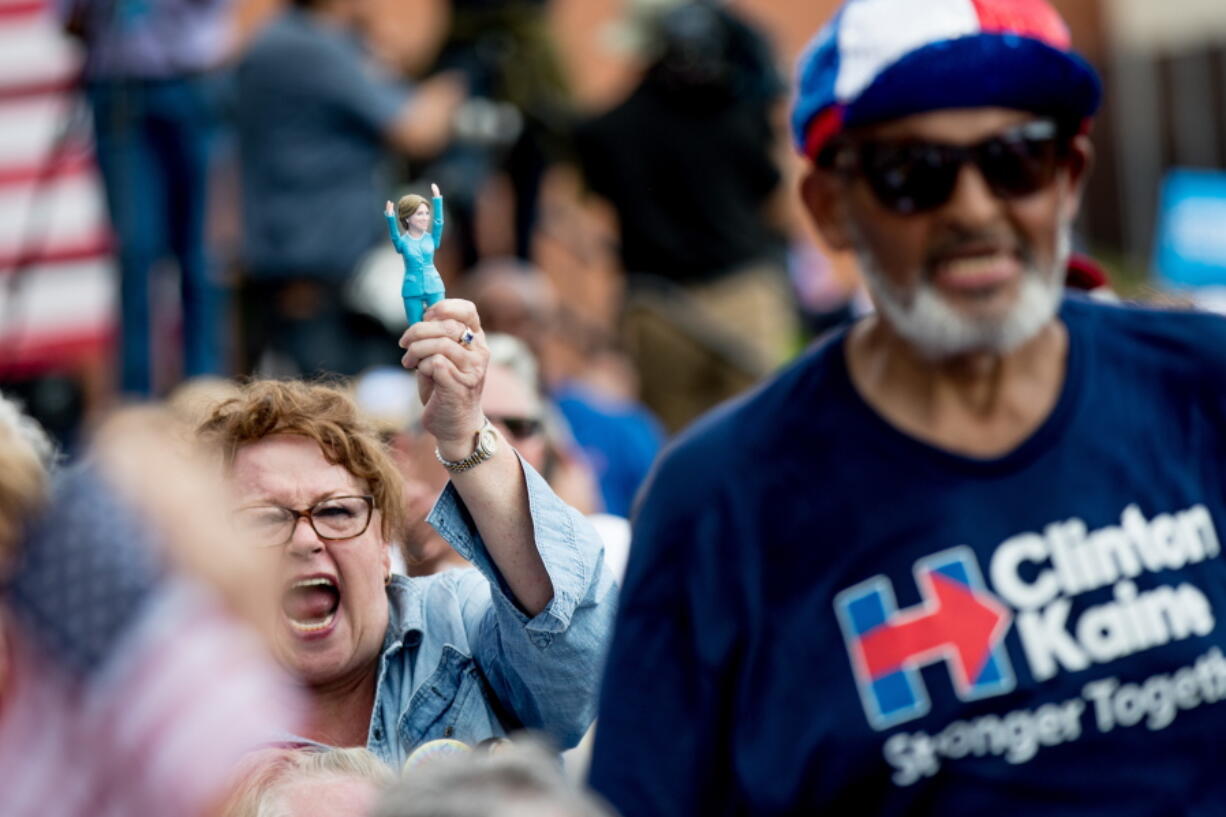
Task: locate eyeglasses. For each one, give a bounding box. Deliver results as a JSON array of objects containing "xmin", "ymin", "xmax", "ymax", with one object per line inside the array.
[
  {"xmin": 825, "ymin": 119, "xmax": 1071, "ymax": 215},
  {"xmin": 233, "ymin": 495, "xmax": 374, "ymax": 547},
  {"xmin": 487, "ymin": 415, "xmax": 543, "ymax": 440}
]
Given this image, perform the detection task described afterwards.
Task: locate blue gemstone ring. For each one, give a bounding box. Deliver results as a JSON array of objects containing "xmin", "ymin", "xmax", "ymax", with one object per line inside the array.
[{"xmin": 459, "ymin": 327, "xmax": 475, "ymax": 347}]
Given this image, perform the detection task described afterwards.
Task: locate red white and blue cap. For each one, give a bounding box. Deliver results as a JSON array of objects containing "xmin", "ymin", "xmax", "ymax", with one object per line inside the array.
[{"xmin": 792, "ymin": 0, "xmax": 1102, "ymax": 161}]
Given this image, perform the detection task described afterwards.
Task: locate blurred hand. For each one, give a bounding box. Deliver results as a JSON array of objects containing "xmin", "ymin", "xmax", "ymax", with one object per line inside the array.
[
  {"xmin": 385, "ymin": 200, "xmax": 394, "ymax": 217},
  {"xmin": 90, "ymin": 407, "xmax": 280, "ymax": 642},
  {"xmin": 397, "ymin": 299, "xmax": 487, "ymax": 450},
  {"xmin": 388, "ymin": 71, "xmax": 467, "ymax": 158},
  {"xmin": 431, "ymin": 183, "xmax": 441, "ymax": 198}
]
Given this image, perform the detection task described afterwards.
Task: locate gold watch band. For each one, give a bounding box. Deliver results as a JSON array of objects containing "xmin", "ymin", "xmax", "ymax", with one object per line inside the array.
[{"xmin": 434, "ymin": 419, "xmax": 498, "ymax": 473}]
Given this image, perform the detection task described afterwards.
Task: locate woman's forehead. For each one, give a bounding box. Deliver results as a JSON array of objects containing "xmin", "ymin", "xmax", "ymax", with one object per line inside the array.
[{"xmin": 232, "ymin": 434, "xmax": 364, "ymax": 501}]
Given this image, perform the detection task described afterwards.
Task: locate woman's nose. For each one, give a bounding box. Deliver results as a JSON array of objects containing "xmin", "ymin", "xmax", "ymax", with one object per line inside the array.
[{"xmin": 284, "ymin": 515, "xmax": 323, "ymax": 555}]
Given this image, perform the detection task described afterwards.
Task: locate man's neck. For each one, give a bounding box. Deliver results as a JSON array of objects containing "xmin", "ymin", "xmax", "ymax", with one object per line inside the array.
[
  {"xmin": 299, "ymin": 661, "xmax": 380, "ymax": 748},
  {"xmin": 845, "ymin": 315, "xmax": 1069, "ymax": 458}
]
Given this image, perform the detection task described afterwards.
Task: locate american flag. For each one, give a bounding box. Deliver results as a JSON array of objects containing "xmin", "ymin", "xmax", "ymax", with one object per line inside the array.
[{"xmin": 1, "ymin": 465, "xmax": 301, "ymax": 817}]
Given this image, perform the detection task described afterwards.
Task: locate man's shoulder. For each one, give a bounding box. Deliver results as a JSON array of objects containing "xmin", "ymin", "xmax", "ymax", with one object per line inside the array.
[{"xmin": 1064, "ymin": 294, "xmax": 1226, "ymax": 378}]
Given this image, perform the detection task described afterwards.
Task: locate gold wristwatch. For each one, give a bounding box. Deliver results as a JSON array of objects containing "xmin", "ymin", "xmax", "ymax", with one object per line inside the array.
[{"xmin": 435, "ymin": 419, "xmax": 499, "ymax": 473}]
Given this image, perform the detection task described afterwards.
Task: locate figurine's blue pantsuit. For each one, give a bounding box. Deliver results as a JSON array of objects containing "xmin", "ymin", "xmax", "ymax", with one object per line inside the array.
[{"xmin": 402, "ymin": 292, "xmax": 445, "ymax": 326}]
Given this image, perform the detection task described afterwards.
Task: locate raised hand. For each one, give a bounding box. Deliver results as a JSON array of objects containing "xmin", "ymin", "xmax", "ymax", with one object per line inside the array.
[
  {"xmin": 385, "ymin": 200, "xmax": 394, "ymax": 216},
  {"xmin": 397, "ymin": 299, "xmax": 486, "ymax": 452},
  {"xmin": 431, "ymin": 183, "xmax": 441, "ymax": 198}
]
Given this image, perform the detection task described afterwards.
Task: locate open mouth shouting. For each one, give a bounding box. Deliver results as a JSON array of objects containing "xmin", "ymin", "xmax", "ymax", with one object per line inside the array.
[{"xmin": 282, "ymin": 576, "xmax": 341, "ymax": 636}]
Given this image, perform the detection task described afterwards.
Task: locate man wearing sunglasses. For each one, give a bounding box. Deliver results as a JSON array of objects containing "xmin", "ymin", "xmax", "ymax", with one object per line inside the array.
[{"xmin": 590, "ymin": 1, "xmax": 1226, "ymax": 815}]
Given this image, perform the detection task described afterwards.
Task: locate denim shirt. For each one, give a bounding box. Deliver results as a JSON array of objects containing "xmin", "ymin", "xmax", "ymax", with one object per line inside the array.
[{"xmin": 364, "ymin": 458, "xmax": 617, "ymax": 768}]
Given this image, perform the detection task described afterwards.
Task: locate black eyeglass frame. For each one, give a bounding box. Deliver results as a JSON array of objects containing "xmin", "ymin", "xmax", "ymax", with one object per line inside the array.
[
  {"xmin": 819, "ymin": 118, "xmax": 1077, "ymax": 216},
  {"xmin": 235, "ymin": 494, "xmax": 376, "ymax": 547}
]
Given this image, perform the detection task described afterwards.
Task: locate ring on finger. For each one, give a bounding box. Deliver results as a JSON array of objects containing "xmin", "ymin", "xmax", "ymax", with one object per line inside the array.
[{"xmin": 458, "ymin": 326, "xmax": 475, "ymax": 347}]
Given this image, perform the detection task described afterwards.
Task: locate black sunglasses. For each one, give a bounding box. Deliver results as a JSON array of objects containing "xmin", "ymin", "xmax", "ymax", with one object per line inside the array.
[
  {"xmin": 825, "ymin": 119, "xmax": 1072, "ymax": 215},
  {"xmin": 488, "ymin": 415, "xmax": 543, "ymax": 440}
]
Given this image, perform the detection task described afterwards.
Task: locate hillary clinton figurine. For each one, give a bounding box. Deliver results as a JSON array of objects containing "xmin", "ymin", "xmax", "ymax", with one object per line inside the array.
[{"xmin": 385, "ymin": 183, "xmax": 445, "ymax": 326}]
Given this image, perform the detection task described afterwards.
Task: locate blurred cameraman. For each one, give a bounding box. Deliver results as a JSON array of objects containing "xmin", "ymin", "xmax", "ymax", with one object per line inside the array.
[
  {"xmin": 234, "ymin": 0, "xmax": 464, "ymax": 377},
  {"xmin": 426, "ymin": 0, "xmax": 572, "ymax": 268},
  {"xmin": 576, "ymin": 0, "xmax": 797, "ymax": 432}
]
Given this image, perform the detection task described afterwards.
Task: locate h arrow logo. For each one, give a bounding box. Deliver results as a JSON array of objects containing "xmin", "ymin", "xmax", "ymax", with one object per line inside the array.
[{"xmin": 834, "ymin": 546, "xmax": 1015, "ymax": 730}]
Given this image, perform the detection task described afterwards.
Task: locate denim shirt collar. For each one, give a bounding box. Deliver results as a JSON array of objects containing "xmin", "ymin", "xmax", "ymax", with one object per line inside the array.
[{"xmin": 382, "ymin": 576, "xmax": 424, "ymax": 655}]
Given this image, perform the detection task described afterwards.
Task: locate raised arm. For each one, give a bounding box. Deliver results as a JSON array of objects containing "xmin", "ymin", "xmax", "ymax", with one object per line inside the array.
[
  {"xmin": 430, "ymin": 184, "xmax": 444, "ymax": 246},
  {"xmin": 398, "ymin": 298, "xmax": 549, "ymax": 612},
  {"xmin": 398, "ymin": 299, "xmax": 615, "ymax": 748},
  {"xmin": 384, "ymin": 200, "xmax": 406, "ymax": 253}
]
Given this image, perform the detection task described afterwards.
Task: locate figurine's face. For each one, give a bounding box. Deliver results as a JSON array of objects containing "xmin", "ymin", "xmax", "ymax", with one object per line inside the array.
[{"xmin": 408, "ymin": 203, "xmax": 430, "ymax": 233}]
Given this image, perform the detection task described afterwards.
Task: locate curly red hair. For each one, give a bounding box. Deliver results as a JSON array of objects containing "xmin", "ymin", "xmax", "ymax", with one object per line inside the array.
[{"xmin": 197, "ymin": 380, "xmax": 406, "ymax": 542}]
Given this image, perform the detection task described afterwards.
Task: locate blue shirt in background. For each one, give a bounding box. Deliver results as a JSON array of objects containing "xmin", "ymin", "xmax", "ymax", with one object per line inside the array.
[{"xmin": 553, "ymin": 382, "xmax": 665, "ymax": 518}]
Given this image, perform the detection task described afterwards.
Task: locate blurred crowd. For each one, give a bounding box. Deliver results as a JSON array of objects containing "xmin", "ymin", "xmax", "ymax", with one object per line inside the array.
[{"xmin": 17, "ymin": 0, "xmax": 836, "ymax": 441}]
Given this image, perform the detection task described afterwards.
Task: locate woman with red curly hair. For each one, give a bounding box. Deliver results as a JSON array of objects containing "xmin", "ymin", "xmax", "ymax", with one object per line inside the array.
[{"xmin": 199, "ymin": 299, "xmax": 615, "ymax": 767}]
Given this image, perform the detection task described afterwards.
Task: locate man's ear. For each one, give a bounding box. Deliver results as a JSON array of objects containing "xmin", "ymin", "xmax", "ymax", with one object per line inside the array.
[
  {"xmin": 1062, "ymin": 134, "xmax": 1095, "ymax": 220},
  {"xmin": 800, "ymin": 166, "xmax": 854, "ymax": 252}
]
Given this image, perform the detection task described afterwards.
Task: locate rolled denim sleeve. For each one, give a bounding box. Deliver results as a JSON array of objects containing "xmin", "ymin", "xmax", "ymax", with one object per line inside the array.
[{"xmin": 427, "ymin": 455, "xmax": 618, "ymax": 748}]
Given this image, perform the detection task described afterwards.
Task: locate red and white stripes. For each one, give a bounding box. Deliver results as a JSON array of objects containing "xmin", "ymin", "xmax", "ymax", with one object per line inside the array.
[{"xmin": 0, "ymin": 0, "xmax": 114, "ymax": 375}]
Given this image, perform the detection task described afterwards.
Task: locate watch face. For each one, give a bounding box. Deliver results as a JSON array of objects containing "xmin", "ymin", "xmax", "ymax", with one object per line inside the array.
[{"xmin": 477, "ymin": 425, "xmax": 499, "ymax": 457}]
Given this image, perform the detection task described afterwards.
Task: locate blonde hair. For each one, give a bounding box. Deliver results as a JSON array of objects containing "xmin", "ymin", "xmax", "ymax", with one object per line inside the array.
[
  {"xmin": 396, "ymin": 194, "xmax": 430, "ymax": 229},
  {"xmin": 372, "ymin": 740, "xmax": 615, "ymax": 817},
  {"xmin": 0, "ymin": 395, "xmax": 53, "ymax": 558},
  {"xmin": 196, "ymin": 380, "xmax": 406, "ymax": 541},
  {"xmin": 223, "ymin": 746, "xmax": 394, "ymax": 817}
]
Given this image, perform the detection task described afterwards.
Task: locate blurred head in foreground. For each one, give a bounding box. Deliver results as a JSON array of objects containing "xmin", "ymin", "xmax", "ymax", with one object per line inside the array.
[
  {"xmin": 224, "ymin": 745, "xmax": 393, "ymax": 817},
  {"xmin": 0, "ymin": 394, "xmax": 54, "ymax": 573},
  {"xmin": 373, "ymin": 740, "xmax": 613, "ymax": 817}
]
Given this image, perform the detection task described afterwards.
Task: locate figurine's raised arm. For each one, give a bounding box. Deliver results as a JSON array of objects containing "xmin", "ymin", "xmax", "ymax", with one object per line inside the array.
[
  {"xmin": 385, "ymin": 200, "xmax": 406, "ymax": 251},
  {"xmin": 431, "ymin": 184, "xmax": 444, "ymax": 247}
]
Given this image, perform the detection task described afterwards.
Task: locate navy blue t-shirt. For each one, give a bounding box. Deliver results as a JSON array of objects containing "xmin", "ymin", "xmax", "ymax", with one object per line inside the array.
[{"xmin": 589, "ymin": 296, "xmax": 1226, "ymax": 816}]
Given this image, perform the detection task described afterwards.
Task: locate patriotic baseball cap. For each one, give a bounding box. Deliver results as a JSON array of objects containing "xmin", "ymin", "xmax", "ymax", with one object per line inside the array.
[{"xmin": 792, "ymin": 0, "xmax": 1102, "ymax": 161}]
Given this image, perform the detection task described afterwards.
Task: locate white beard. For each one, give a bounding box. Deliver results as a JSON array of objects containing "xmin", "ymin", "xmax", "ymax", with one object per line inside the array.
[{"xmin": 855, "ymin": 227, "xmax": 1070, "ymax": 360}]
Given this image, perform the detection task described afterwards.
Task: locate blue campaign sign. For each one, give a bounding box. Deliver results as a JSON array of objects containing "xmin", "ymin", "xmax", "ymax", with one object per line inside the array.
[{"xmin": 1154, "ymin": 168, "xmax": 1226, "ymax": 289}]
